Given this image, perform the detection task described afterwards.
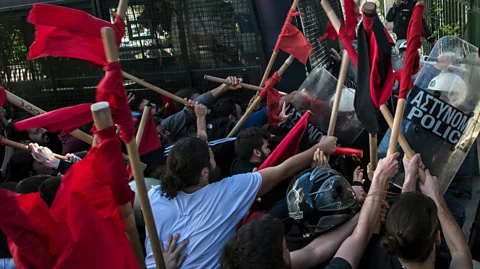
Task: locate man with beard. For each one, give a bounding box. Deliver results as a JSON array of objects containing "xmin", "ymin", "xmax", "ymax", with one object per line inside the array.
[
  {"xmin": 230, "ymin": 127, "xmax": 271, "ymax": 175},
  {"xmin": 145, "ymin": 135, "xmax": 337, "ymax": 269}
]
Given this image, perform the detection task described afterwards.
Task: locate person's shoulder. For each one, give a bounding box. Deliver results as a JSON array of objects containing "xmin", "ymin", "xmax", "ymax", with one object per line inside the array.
[{"xmin": 214, "ymin": 172, "xmax": 262, "ymax": 188}]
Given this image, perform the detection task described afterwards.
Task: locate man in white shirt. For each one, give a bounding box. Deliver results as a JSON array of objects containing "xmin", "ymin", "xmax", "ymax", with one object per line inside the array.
[{"xmin": 145, "ymin": 135, "xmax": 337, "ymax": 269}]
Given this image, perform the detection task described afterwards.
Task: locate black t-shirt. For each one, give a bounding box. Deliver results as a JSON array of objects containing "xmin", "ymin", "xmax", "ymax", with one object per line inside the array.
[{"xmin": 324, "ymin": 258, "xmax": 353, "ymax": 269}]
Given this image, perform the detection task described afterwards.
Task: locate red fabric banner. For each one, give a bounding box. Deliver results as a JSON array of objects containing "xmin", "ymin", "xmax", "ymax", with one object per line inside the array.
[
  {"xmin": 398, "ymin": 4, "xmax": 424, "ymax": 99},
  {"xmin": 0, "ymin": 190, "xmax": 64, "ymax": 269},
  {"xmin": 332, "ymin": 147, "xmax": 363, "ymax": 157},
  {"xmin": 259, "ymin": 72, "xmax": 282, "ymax": 127},
  {"xmin": 138, "ymin": 111, "xmax": 162, "ymax": 156},
  {"xmin": 14, "ymin": 104, "xmax": 93, "ymax": 134},
  {"xmin": 321, "ymin": 0, "xmax": 359, "ymax": 68},
  {"xmin": 96, "ymin": 62, "xmax": 135, "ymax": 144},
  {"xmin": 274, "ymin": 9, "xmax": 312, "ymax": 65},
  {"xmin": 259, "ymin": 112, "xmax": 311, "ymax": 170},
  {"xmin": 50, "ymin": 126, "xmax": 137, "ymax": 269},
  {"xmin": 27, "ymin": 4, "xmax": 125, "ymax": 66}
]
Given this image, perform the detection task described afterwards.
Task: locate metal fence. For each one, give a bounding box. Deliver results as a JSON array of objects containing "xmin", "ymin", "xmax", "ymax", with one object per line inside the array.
[{"xmin": 0, "ymin": 0, "xmax": 265, "ymax": 113}]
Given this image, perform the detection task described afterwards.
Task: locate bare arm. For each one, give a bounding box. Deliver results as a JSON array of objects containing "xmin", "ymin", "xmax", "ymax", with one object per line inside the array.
[
  {"xmin": 194, "ymin": 104, "xmax": 208, "ymax": 142},
  {"xmin": 290, "ymin": 213, "xmax": 359, "ymax": 269},
  {"xmin": 419, "ymin": 170, "xmax": 472, "ymax": 269},
  {"xmin": 333, "ymin": 153, "xmax": 399, "ymax": 268},
  {"xmin": 210, "ymin": 76, "xmax": 243, "ymax": 99},
  {"xmin": 257, "ymin": 136, "xmax": 337, "ymax": 197},
  {"xmin": 402, "ymin": 154, "xmax": 424, "ymax": 193}
]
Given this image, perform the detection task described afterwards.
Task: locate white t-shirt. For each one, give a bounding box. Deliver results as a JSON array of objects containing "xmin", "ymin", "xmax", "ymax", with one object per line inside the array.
[{"xmin": 145, "ymin": 172, "xmax": 262, "ymax": 269}]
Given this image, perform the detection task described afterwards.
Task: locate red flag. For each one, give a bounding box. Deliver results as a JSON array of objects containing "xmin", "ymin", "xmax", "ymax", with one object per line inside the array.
[
  {"xmin": 355, "ymin": 13, "xmax": 394, "ymax": 134},
  {"xmin": 274, "ymin": 9, "xmax": 312, "ymax": 64},
  {"xmin": 96, "ymin": 62, "xmax": 135, "ymax": 144},
  {"xmin": 27, "ymin": 4, "xmax": 125, "ymax": 66},
  {"xmin": 138, "ymin": 111, "xmax": 162, "ymax": 156},
  {"xmin": 259, "ymin": 112, "xmax": 311, "ymax": 170},
  {"xmin": 0, "ymin": 190, "xmax": 65, "ymax": 269},
  {"xmin": 397, "ymin": 4, "xmax": 424, "ymax": 99},
  {"xmin": 332, "ymin": 147, "xmax": 363, "ymax": 157},
  {"xmin": 321, "ymin": 0, "xmax": 359, "ymax": 67},
  {"xmin": 14, "ymin": 103, "xmax": 93, "ymax": 134},
  {"xmin": 259, "ymin": 72, "xmax": 282, "ymax": 127},
  {"xmin": 50, "ymin": 126, "xmax": 137, "ymax": 269}
]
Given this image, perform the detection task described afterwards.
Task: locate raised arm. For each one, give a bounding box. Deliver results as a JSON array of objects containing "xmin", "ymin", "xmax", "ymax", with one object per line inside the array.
[
  {"xmin": 257, "ymin": 136, "xmax": 337, "ymax": 197},
  {"xmin": 194, "ymin": 76, "xmax": 243, "ymax": 106},
  {"xmin": 332, "ymin": 153, "xmax": 399, "ymax": 268},
  {"xmin": 290, "ymin": 213, "xmax": 359, "ymax": 269},
  {"xmin": 419, "ymin": 170, "xmax": 472, "ymax": 269},
  {"xmin": 194, "ymin": 103, "xmax": 208, "ymax": 142},
  {"xmin": 402, "ymin": 153, "xmax": 424, "ymax": 193}
]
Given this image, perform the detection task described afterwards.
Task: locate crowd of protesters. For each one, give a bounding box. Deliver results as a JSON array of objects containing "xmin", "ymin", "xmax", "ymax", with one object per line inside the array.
[{"xmin": 0, "ymin": 67, "xmax": 475, "ymax": 269}]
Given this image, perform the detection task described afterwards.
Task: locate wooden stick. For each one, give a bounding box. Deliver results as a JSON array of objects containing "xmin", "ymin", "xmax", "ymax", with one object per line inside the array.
[
  {"xmin": 226, "ymin": 55, "xmax": 295, "ymax": 138},
  {"xmin": 136, "ymin": 106, "xmax": 151, "ymax": 146},
  {"xmin": 101, "ymin": 27, "xmax": 165, "ymax": 269},
  {"xmin": 369, "ymin": 134, "xmax": 378, "ymax": 169},
  {"xmin": 387, "ymin": 99, "xmax": 406, "ymax": 156},
  {"xmin": 379, "ymin": 105, "xmax": 425, "ymax": 182},
  {"xmin": 321, "ymin": 0, "xmax": 342, "ymax": 32},
  {"xmin": 0, "ymin": 136, "xmax": 68, "ymax": 160},
  {"xmin": 203, "ymin": 75, "xmax": 288, "ymax": 96},
  {"xmin": 4, "ymin": 91, "xmax": 93, "ymax": 145},
  {"xmin": 327, "ymin": 53, "xmax": 350, "ymax": 136},
  {"xmin": 90, "ymin": 102, "xmax": 145, "ymax": 269}
]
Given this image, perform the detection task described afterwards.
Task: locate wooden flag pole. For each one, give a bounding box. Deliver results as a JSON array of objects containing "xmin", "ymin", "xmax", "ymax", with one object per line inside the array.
[
  {"xmin": 101, "ymin": 27, "xmax": 166, "ymax": 269},
  {"xmin": 0, "ymin": 136, "xmax": 68, "ymax": 160},
  {"xmin": 327, "ymin": 53, "xmax": 350, "ymax": 137},
  {"xmin": 90, "ymin": 101, "xmax": 146, "ymax": 269},
  {"xmin": 135, "ymin": 106, "xmax": 151, "ymax": 146},
  {"xmin": 226, "ymin": 55, "xmax": 295, "ymax": 138},
  {"xmin": 4, "ymin": 91, "xmax": 94, "ymax": 145},
  {"xmin": 203, "ymin": 75, "xmax": 288, "ymax": 96}
]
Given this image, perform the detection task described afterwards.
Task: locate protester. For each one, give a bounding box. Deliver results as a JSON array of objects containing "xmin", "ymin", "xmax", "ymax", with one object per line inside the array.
[
  {"xmin": 145, "ymin": 135, "xmax": 337, "ymax": 268},
  {"xmin": 231, "ymin": 127, "xmax": 272, "ymax": 175},
  {"xmin": 381, "ymin": 155, "xmax": 472, "ymax": 269},
  {"xmin": 321, "ymin": 153, "xmax": 399, "ymax": 269}
]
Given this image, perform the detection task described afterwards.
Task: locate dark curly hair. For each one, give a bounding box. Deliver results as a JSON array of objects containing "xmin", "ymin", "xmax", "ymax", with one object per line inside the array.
[
  {"xmin": 381, "ymin": 192, "xmax": 440, "ymax": 263},
  {"xmin": 220, "ymin": 214, "xmax": 287, "ymax": 269},
  {"xmin": 234, "ymin": 128, "xmax": 270, "ymax": 161},
  {"xmin": 160, "ymin": 137, "xmax": 210, "ymax": 199}
]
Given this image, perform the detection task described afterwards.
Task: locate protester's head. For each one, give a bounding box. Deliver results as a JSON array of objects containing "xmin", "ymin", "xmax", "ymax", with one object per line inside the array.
[
  {"xmin": 220, "ymin": 214, "xmax": 290, "ymax": 269},
  {"xmin": 235, "ymin": 128, "xmax": 271, "ymax": 164},
  {"xmin": 39, "ymin": 176, "xmax": 61, "ymax": 207},
  {"xmin": 212, "ymin": 98, "xmax": 242, "ymax": 122},
  {"xmin": 161, "ymin": 137, "xmax": 220, "ymax": 199},
  {"xmin": 381, "ymin": 192, "xmax": 441, "ymax": 264},
  {"xmin": 15, "ymin": 175, "xmax": 52, "ymax": 194},
  {"xmin": 5, "ymin": 150, "xmax": 35, "ymax": 183},
  {"xmin": 175, "ymin": 88, "xmax": 200, "ymax": 110}
]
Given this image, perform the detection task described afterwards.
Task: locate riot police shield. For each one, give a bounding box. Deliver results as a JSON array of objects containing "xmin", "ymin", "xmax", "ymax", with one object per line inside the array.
[
  {"xmin": 379, "ymin": 36, "xmax": 480, "ymax": 193},
  {"xmin": 282, "ymin": 66, "xmax": 364, "ymax": 146}
]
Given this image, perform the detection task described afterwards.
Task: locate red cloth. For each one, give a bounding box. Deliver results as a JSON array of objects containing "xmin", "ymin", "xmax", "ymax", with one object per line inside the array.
[
  {"xmin": 96, "ymin": 62, "xmax": 135, "ymax": 144},
  {"xmin": 320, "ymin": 0, "xmax": 359, "ymax": 68},
  {"xmin": 139, "ymin": 111, "xmax": 162, "ymax": 156},
  {"xmin": 27, "ymin": 4, "xmax": 125, "ymax": 66},
  {"xmin": 50, "ymin": 126, "xmax": 137, "ymax": 269},
  {"xmin": 332, "ymin": 147, "xmax": 363, "ymax": 157},
  {"xmin": 259, "ymin": 72, "xmax": 282, "ymax": 127},
  {"xmin": 398, "ymin": 4, "xmax": 424, "ymax": 99},
  {"xmin": 160, "ymin": 95, "xmax": 175, "ymax": 117},
  {"xmin": 0, "ymin": 87, "xmax": 6, "ymax": 107},
  {"xmin": 14, "ymin": 103, "xmax": 93, "ymax": 134},
  {"xmin": 362, "ymin": 14, "xmax": 394, "ymax": 109},
  {"xmin": 259, "ymin": 112, "xmax": 311, "ymax": 170},
  {"xmin": 274, "ymin": 9, "xmax": 312, "ymax": 64},
  {"xmin": 0, "ymin": 190, "xmax": 65, "ymax": 269}
]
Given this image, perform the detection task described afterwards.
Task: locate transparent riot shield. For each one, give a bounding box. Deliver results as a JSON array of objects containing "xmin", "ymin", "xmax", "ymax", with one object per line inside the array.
[
  {"xmin": 282, "ymin": 66, "xmax": 364, "ymax": 146},
  {"xmin": 381, "ymin": 36, "xmax": 480, "ymax": 193}
]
